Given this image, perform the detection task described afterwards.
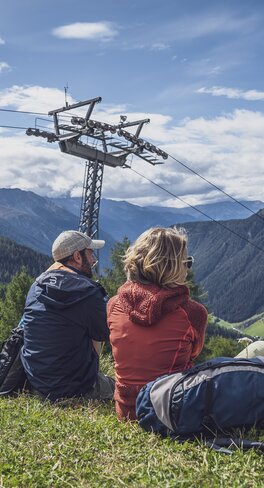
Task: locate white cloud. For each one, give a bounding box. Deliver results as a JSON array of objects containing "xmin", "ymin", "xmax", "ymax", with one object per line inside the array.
[
  {"xmin": 150, "ymin": 43, "xmax": 170, "ymax": 51},
  {"xmin": 0, "ymin": 85, "xmax": 74, "ymax": 112},
  {"xmin": 197, "ymin": 86, "xmax": 264, "ymax": 101},
  {"xmin": 157, "ymin": 109, "xmax": 264, "ymax": 205},
  {"xmin": 0, "ymin": 37, "xmax": 5, "ymax": 45},
  {"xmin": 52, "ymin": 22, "xmax": 118, "ymax": 41},
  {"xmin": 0, "ymin": 133, "xmax": 83, "ymax": 197},
  {"xmin": 101, "ymin": 108, "xmax": 264, "ymax": 206},
  {"xmin": 0, "ymin": 62, "xmax": 11, "ymax": 73},
  {"xmin": 0, "ymin": 85, "xmax": 263, "ymax": 207}
]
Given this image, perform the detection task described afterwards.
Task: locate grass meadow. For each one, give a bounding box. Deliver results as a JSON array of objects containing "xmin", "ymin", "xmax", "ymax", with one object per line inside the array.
[
  {"xmin": 217, "ymin": 313, "xmax": 264, "ymax": 339},
  {"xmin": 0, "ymin": 355, "xmax": 263, "ymax": 487}
]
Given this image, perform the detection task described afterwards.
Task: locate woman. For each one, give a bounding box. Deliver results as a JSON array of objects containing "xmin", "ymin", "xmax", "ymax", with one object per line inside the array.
[{"xmin": 107, "ymin": 226, "xmax": 208, "ymax": 420}]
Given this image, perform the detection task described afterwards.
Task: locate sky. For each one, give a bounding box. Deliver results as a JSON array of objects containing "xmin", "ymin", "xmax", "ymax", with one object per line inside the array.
[{"xmin": 0, "ymin": 0, "xmax": 263, "ymax": 208}]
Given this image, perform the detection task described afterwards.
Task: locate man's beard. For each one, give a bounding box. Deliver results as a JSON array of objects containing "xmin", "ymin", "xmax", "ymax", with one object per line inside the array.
[{"xmin": 80, "ymin": 253, "xmax": 93, "ymax": 278}]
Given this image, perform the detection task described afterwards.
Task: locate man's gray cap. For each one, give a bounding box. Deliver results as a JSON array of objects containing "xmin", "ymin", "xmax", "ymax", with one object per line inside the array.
[{"xmin": 52, "ymin": 230, "xmax": 105, "ymax": 261}]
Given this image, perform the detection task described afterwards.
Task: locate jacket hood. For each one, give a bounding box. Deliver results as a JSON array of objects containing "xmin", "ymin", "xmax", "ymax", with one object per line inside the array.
[
  {"xmin": 117, "ymin": 281, "xmax": 190, "ymax": 326},
  {"xmin": 35, "ymin": 266, "xmax": 97, "ymax": 309}
]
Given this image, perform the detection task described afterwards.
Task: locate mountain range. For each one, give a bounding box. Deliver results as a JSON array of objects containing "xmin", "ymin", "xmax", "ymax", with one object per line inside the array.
[
  {"xmin": 53, "ymin": 196, "xmax": 263, "ymax": 244},
  {"xmin": 0, "ymin": 188, "xmax": 263, "ymax": 322},
  {"xmin": 0, "ymin": 188, "xmax": 115, "ymax": 264}
]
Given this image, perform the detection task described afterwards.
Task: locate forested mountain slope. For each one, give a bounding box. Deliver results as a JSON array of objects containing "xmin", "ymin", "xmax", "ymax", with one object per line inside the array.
[
  {"xmin": 0, "ymin": 236, "xmax": 51, "ymax": 283},
  {"xmin": 184, "ymin": 210, "xmax": 264, "ymax": 322}
]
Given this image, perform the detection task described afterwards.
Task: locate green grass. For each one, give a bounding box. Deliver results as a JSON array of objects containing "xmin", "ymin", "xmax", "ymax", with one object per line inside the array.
[
  {"xmin": 245, "ymin": 319, "xmax": 264, "ymax": 338},
  {"xmin": 216, "ymin": 313, "xmax": 264, "ymax": 339},
  {"xmin": 216, "ymin": 318, "xmax": 233, "ymax": 329},
  {"xmin": 0, "ymin": 355, "xmax": 263, "ymax": 487}
]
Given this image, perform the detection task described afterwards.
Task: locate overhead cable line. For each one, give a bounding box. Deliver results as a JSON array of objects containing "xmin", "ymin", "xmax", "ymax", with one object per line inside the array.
[
  {"xmin": 0, "ymin": 108, "xmax": 48, "ymax": 116},
  {"xmin": 0, "ymin": 124, "xmax": 29, "ymax": 130},
  {"xmin": 168, "ymin": 153, "xmax": 264, "ymax": 222},
  {"xmin": 0, "ymin": 108, "xmax": 79, "ymax": 118},
  {"xmin": 129, "ymin": 167, "xmax": 264, "ymax": 254}
]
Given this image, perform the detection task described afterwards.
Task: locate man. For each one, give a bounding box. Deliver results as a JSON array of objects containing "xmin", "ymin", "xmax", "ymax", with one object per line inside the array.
[{"xmin": 21, "ymin": 230, "xmax": 114, "ymax": 401}]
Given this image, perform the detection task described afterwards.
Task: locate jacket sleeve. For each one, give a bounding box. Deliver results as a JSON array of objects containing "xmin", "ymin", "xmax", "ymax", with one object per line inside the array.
[
  {"xmin": 86, "ymin": 289, "xmax": 109, "ymax": 341},
  {"xmin": 106, "ymin": 295, "xmax": 119, "ymax": 325},
  {"xmin": 181, "ymin": 300, "xmax": 208, "ymax": 359}
]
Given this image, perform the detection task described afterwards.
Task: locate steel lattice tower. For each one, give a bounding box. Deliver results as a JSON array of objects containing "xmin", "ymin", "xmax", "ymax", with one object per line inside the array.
[
  {"xmin": 79, "ymin": 160, "xmax": 104, "ymax": 261},
  {"xmin": 26, "ymin": 96, "xmax": 168, "ymax": 269}
]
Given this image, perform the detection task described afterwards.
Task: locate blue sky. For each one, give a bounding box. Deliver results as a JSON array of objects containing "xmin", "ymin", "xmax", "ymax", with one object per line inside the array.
[{"xmin": 0, "ymin": 0, "xmax": 263, "ymax": 207}]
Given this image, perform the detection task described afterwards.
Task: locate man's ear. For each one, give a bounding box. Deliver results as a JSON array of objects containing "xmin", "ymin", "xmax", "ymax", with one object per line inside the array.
[{"xmin": 72, "ymin": 250, "xmax": 82, "ymax": 264}]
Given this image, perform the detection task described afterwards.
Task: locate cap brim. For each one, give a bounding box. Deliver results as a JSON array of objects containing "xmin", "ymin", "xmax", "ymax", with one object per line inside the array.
[{"xmin": 89, "ymin": 239, "xmax": 105, "ymax": 250}]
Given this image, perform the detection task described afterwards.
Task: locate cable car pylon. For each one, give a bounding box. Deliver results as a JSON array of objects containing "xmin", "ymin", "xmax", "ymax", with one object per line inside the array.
[{"xmin": 26, "ymin": 96, "xmax": 168, "ymax": 270}]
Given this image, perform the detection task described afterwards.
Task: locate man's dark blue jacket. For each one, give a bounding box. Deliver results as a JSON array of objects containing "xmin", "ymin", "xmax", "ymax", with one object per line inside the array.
[{"xmin": 21, "ymin": 264, "xmax": 109, "ymax": 400}]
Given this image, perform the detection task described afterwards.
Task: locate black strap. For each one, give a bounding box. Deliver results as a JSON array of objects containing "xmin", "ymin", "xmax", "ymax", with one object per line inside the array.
[
  {"xmin": 172, "ymin": 434, "xmax": 264, "ymax": 454},
  {"xmin": 204, "ymin": 437, "xmax": 264, "ymax": 454}
]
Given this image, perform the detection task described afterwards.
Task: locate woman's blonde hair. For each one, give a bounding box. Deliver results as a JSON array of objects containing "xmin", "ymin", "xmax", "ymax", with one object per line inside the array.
[{"xmin": 123, "ymin": 226, "xmax": 188, "ymax": 288}]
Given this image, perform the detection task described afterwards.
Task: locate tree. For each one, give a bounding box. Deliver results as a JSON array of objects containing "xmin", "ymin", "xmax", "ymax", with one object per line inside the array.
[
  {"xmin": 197, "ymin": 335, "xmax": 242, "ymax": 362},
  {"xmin": 0, "ymin": 267, "xmax": 33, "ymax": 342},
  {"xmin": 100, "ymin": 237, "xmax": 131, "ymax": 297},
  {"xmin": 0, "ymin": 236, "xmax": 51, "ymax": 284}
]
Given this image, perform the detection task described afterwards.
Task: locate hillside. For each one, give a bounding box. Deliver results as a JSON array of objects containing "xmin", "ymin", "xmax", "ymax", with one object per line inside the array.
[
  {"xmin": 0, "ymin": 189, "xmax": 115, "ymax": 269},
  {"xmin": 0, "ymin": 188, "xmax": 78, "ymax": 255},
  {"xmin": 0, "ymin": 236, "xmax": 51, "ymax": 283},
  {"xmin": 184, "ymin": 210, "xmax": 264, "ymax": 322}
]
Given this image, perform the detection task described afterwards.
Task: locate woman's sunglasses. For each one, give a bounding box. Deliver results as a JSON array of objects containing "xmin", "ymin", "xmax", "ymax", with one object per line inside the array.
[{"xmin": 184, "ymin": 256, "xmax": 194, "ymax": 269}]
